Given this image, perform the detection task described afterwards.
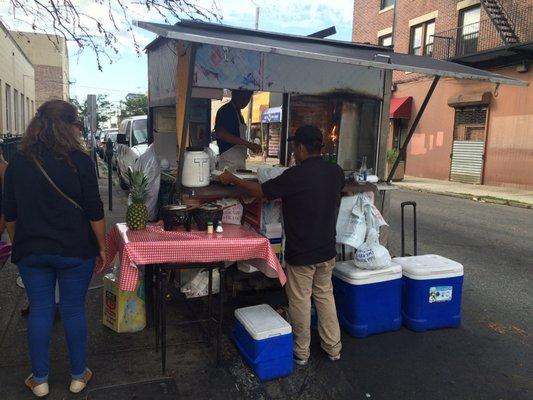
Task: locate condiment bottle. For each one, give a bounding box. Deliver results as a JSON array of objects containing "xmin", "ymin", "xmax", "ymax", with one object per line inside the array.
[{"xmin": 207, "ymin": 221, "xmax": 214, "ymax": 235}]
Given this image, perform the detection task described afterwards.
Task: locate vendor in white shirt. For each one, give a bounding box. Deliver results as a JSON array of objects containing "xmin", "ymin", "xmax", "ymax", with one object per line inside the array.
[{"xmin": 215, "ymin": 90, "xmax": 262, "ymax": 171}]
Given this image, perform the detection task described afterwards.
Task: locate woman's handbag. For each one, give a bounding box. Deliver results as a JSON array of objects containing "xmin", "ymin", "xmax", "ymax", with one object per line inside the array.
[{"xmin": 33, "ymin": 159, "xmax": 83, "ymax": 211}]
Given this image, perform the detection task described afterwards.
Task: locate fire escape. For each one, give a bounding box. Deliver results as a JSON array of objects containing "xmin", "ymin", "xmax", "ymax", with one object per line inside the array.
[
  {"xmin": 431, "ymin": 1, "xmax": 532, "ymax": 63},
  {"xmin": 480, "ymin": 0, "xmax": 519, "ymax": 45}
]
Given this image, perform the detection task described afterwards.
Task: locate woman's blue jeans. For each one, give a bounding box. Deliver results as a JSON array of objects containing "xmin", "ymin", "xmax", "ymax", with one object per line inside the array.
[{"xmin": 17, "ymin": 255, "xmax": 95, "ymax": 384}]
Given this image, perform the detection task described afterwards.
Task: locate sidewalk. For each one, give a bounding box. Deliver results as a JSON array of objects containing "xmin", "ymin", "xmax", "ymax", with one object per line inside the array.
[{"xmin": 395, "ymin": 175, "xmax": 533, "ymax": 209}]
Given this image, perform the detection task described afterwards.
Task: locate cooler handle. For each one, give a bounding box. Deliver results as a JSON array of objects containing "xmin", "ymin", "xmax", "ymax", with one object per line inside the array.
[{"xmin": 401, "ymin": 201, "xmax": 417, "ymax": 257}]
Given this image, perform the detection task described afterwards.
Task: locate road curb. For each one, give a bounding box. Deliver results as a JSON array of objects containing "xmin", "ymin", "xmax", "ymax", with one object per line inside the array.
[{"xmin": 397, "ymin": 185, "xmax": 533, "ymax": 210}]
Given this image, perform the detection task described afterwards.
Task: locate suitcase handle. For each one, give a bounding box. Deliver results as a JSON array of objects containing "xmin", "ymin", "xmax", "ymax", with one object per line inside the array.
[{"xmin": 401, "ymin": 201, "xmax": 417, "ymax": 257}]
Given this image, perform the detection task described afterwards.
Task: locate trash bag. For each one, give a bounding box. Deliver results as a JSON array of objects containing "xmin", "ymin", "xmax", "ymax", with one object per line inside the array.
[
  {"xmin": 354, "ymin": 229, "xmax": 392, "ymax": 270},
  {"xmin": 133, "ymin": 144, "xmax": 161, "ymax": 221}
]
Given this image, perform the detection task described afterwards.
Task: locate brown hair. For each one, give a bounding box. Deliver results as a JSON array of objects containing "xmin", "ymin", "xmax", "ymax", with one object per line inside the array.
[{"xmin": 21, "ymin": 99, "xmax": 86, "ymax": 163}]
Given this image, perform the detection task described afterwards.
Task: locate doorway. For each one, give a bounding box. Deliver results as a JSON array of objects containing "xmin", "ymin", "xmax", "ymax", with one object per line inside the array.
[{"xmin": 450, "ymin": 107, "xmax": 487, "ymax": 184}]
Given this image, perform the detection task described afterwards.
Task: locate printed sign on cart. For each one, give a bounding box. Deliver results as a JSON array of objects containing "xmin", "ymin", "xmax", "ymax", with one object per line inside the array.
[{"xmin": 429, "ymin": 286, "xmax": 453, "ymax": 303}]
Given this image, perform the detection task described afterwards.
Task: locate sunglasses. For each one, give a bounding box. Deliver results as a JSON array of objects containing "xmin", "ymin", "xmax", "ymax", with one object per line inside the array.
[{"xmin": 72, "ymin": 121, "xmax": 83, "ymax": 129}]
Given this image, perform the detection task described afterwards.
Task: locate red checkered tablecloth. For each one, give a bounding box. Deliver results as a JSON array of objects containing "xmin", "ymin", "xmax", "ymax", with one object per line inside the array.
[{"xmin": 96, "ymin": 223, "xmax": 286, "ymax": 291}]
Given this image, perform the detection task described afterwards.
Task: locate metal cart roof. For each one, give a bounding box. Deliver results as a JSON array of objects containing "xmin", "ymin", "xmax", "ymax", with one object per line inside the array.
[{"xmin": 136, "ymin": 20, "xmax": 527, "ymax": 87}]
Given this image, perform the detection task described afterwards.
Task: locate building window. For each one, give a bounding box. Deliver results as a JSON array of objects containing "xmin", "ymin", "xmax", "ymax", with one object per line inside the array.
[
  {"xmin": 21, "ymin": 94, "xmax": 25, "ymax": 130},
  {"xmin": 379, "ymin": 34, "xmax": 393, "ymax": 47},
  {"xmin": 381, "ymin": 0, "xmax": 395, "ymax": 10},
  {"xmin": 14, "ymin": 89, "xmax": 19, "ymax": 134},
  {"xmin": 458, "ymin": 6, "xmax": 481, "ymax": 56},
  {"xmin": 6, "ymin": 85, "xmax": 11, "ymax": 133},
  {"xmin": 410, "ymin": 20, "xmax": 435, "ymax": 56},
  {"xmin": 26, "ymin": 97, "xmax": 30, "ymax": 125},
  {"xmin": 31, "ymin": 100, "xmax": 34, "ymax": 117}
]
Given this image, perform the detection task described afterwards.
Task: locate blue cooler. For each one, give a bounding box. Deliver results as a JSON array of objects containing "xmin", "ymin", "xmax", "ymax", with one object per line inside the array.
[
  {"xmin": 332, "ymin": 261, "xmax": 402, "ymax": 338},
  {"xmin": 394, "ymin": 255, "xmax": 464, "ymax": 332},
  {"xmin": 232, "ymin": 304, "xmax": 293, "ymax": 381}
]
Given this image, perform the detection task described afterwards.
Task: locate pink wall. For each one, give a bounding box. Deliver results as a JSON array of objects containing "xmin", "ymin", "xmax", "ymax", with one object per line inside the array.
[{"xmin": 393, "ymin": 67, "xmax": 533, "ymax": 189}]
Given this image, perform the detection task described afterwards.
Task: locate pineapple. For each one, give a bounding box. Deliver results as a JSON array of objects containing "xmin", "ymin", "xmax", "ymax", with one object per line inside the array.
[{"xmin": 126, "ymin": 169, "xmax": 149, "ymax": 230}]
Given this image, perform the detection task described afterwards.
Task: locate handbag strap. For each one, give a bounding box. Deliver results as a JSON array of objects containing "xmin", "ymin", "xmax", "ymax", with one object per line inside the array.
[{"xmin": 34, "ymin": 158, "xmax": 83, "ymax": 211}]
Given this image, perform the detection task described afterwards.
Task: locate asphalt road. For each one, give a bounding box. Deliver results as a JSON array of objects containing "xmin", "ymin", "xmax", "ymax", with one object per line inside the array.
[{"xmin": 0, "ymin": 187, "xmax": 531, "ymax": 400}]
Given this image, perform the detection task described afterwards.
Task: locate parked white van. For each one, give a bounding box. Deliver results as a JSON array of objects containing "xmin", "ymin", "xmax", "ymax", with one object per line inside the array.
[{"xmin": 115, "ymin": 115, "xmax": 149, "ymax": 189}]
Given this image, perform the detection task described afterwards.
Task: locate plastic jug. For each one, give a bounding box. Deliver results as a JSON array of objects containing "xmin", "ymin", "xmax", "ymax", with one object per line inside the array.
[{"xmin": 182, "ymin": 147, "xmax": 210, "ymax": 188}]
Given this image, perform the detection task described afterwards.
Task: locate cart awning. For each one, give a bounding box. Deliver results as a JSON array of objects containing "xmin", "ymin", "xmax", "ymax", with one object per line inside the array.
[
  {"xmin": 137, "ymin": 20, "xmax": 527, "ymax": 87},
  {"xmin": 261, "ymin": 107, "xmax": 282, "ymax": 123},
  {"xmin": 389, "ymin": 96, "xmax": 412, "ymax": 119}
]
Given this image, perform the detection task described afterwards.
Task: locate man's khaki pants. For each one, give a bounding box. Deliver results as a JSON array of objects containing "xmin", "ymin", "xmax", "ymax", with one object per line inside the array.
[{"xmin": 286, "ymin": 258, "xmax": 341, "ymax": 360}]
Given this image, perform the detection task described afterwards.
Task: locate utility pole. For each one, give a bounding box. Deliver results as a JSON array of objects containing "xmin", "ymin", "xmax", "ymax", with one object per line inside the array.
[{"xmin": 246, "ymin": 6, "xmax": 260, "ymax": 142}]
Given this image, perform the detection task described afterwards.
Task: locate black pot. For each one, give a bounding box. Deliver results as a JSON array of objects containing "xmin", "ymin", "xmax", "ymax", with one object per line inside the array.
[
  {"xmin": 161, "ymin": 205, "xmax": 192, "ymax": 232},
  {"xmin": 193, "ymin": 204, "xmax": 224, "ymax": 231}
]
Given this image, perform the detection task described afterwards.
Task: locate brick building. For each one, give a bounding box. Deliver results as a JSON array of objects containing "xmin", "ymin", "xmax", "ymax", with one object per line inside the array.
[
  {"xmin": 353, "ymin": 0, "xmax": 533, "ymax": 189},
  {"xmin": 10, "ymin": 31, "xmax": 69, "ymax": 109}
]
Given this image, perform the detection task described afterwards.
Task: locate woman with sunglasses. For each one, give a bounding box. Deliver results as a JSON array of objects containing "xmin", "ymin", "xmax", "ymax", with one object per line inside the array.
[{"xmin": 3, "ymin": 99, "xmax": 106, "ymax": 397}]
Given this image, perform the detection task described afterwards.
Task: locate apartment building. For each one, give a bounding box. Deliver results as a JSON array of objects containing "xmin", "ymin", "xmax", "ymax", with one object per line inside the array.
[
  {"xmin": 0, "ymin": 22, "xmax": 36, "ymax": 136},
  {"xmin": 10, "ymin": 31, "xmax": 69, "ymax": 108},
  {"xmin": 353, "ymin": 0, "xmax": 533, "ymax": 189}
]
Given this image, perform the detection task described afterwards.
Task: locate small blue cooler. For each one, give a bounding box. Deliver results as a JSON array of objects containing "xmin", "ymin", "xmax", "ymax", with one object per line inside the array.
[
  {"xmin": 332, "ymin": 261, "xmax": 402, "ymax": 338},
  {"xmin": 232, "ymin": 304, "xmax": 293, "ymax": 381},
  {"xmin": 394, "ymin": 255, "xmax": 464, "ymax": 332}
]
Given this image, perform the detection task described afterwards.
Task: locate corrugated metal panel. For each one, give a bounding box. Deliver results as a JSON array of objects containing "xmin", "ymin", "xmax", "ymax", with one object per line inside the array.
[{"xmin": 450, "ymin": 141, "xmax": 485, "ymax": 184}]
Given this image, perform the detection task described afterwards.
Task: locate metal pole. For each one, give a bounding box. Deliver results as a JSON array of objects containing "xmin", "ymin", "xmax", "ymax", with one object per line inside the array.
[
  {"xmin": 387, "ymin": 76, "xmax": 440, "ymax": 183},
  {"xmin": 246, "ymin": 6, "xmax": 260, "ymax": 142},
  {"xmin": 106, "ymin": 138, "xmax": 114, "ymax": 211}
]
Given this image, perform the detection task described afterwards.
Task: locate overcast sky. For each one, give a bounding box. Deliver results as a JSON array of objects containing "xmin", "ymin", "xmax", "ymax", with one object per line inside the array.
[{"xmin": 1, "ymin": 0, "xmax": 355, "ymax": 105}]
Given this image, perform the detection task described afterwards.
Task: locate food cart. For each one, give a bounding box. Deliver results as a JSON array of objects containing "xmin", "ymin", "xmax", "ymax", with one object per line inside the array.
[
  {"xmin": 137, "ymin": 19, "xmax": 524, "ymax": 243},
  {"xmin": 105, "ymin": 19, "xmax": 525, "ymax": 373}
]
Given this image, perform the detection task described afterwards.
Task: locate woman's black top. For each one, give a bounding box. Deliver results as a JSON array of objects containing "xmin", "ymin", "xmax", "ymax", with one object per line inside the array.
[{"xmin": 3, "ymin": 150, "xmax": 104, "ymax": 262}]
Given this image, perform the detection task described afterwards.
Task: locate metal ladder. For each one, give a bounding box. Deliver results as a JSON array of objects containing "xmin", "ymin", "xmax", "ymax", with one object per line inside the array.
[{"xmin": 481, "ymin": 0, "xmax": 520, "ymax": 44}]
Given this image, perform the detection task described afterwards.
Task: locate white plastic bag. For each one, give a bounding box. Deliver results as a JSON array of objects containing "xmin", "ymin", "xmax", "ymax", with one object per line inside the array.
[
  {"xmin": 133, "ymin": 145, "xmax": 161, "ymax": 221},
  {"xmin": 336, "ymin": 195, "xmax": 367, "ymax": 248},
  {"xmin": 256, "ymin": 166, "xmax": 288, "ymax": 184},
  {"xmin": 336, "ymin": 193, "xmax": 388, "ymax": 248},
  {"xmin": 354, "ymin": 229, "xmax": 392, "ymax": 270}
]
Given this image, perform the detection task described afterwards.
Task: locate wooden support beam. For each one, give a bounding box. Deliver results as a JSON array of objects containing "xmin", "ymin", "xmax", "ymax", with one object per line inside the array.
[{"xmin": 174, "ymin": 42, "xmax": 197, "ymax": 199}]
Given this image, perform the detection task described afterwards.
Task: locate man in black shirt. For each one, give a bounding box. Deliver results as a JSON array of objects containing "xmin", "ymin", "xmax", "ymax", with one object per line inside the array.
[
  {"xmin": 215, "ymin": 90, "xmax": 262, "ymax": 171},
  {"xmin": 219, "ymin": 125, "xmax": 344, "ymax": 365}
]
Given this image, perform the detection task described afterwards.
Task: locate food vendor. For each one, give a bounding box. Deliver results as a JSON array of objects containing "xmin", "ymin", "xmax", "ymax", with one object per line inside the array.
[{"xmin": 215, "ymin": 90, "xmax": 263, "ymax": 171}]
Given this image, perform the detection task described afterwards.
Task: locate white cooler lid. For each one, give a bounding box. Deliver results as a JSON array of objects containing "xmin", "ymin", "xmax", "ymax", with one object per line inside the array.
[
  {"xmin": 393, "ymin": 255, "xmax": 463, "ymax": 280},
  {"xmin": 333, "ymin": 261, "xmax": 402, "ymax": 285},
  {"xmin": 234, "ymin": 304, "xmax": 292, "ymax": 340}
]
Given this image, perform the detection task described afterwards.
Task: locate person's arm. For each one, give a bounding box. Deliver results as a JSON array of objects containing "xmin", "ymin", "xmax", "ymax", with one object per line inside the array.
[
  {"xmin": 78, "ymin": 154, "xmax": 106, "ymax": 263},
  {"xmin": 215, "ymin": 126, "xmax": 262, "ymax": 154},
  {"xmin": 219, "ymin": 170, "xmax": 264, "ymax": 198},
  {"xmin": 90, "ymin": 219, "xmax": 106, "ymax": 267},
  {"xmin": 3, "ymin": 162, "xmax": 17, "ymax": 242},
  {"xmin": 214, "ymin": 106, "xmax": 262, "ymax": 154}
]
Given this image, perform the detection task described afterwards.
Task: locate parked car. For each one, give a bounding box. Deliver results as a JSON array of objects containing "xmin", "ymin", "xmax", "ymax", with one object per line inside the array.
[
  {"xmin": 97, "ymin": 128, "xmax": 119, "ymax": 159},
  {"xmin": 114, "ymin": 115, "xmax": 149, "ymax": 189}
]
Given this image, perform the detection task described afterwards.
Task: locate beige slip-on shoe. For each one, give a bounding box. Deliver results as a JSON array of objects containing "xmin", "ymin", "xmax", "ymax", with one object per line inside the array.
[
  {"xmin": 25, "ymin": 374, "xmax": 49, "ymax": 397},
  {"xmin": 69, "ymin": 368, "xmax": 93, "ymax": 393}
]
